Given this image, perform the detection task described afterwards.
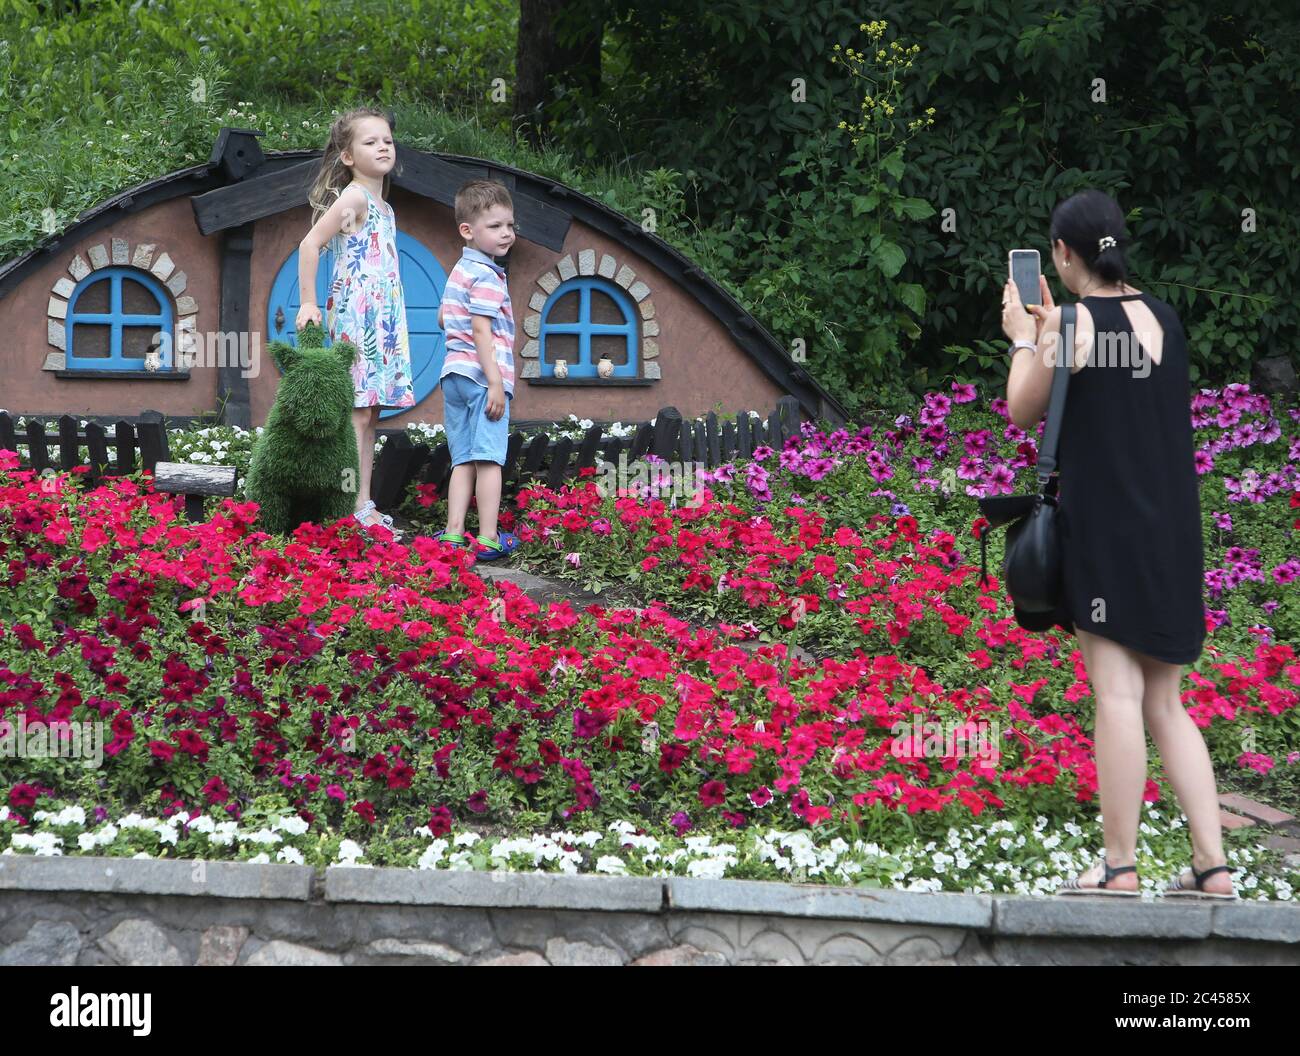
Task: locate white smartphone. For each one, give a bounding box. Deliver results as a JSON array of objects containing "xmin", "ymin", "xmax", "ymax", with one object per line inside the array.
[{"xmin": 1008, "ymin": 249, "xmax": 1041, "ymax": 309}]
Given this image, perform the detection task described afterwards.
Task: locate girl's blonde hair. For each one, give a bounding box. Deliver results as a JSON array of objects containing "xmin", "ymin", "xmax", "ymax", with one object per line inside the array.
[{"xmin": 307, "ymin": 107, "xmax": 398, "ymax": 226}]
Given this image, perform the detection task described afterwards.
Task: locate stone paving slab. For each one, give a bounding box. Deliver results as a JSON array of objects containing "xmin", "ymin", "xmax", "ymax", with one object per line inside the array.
[
  {"xmin": 667, "ymin": 877, "xmax": 992, "ymax": 928},
  {"xmin": 473, "ymin": 564, "xmax": 605, "ymax": 607},
  {"xmin": 1220, "ymin": 810, "xmax": 1256, "ymax": 830},
  {"xmin": 478, "ymin": 565, "xmax": 821, "ymax": 662},
  {"xmin": 1219, "ymin": 794, "xmax": 1295, "ymax": 827},
  {"xmin": 0, "ymin": 855, "xmax": 314, "ymax": 900},
  {"xmin": 325, "ymin": 867, "xmax": 664, "ymax": 911}
]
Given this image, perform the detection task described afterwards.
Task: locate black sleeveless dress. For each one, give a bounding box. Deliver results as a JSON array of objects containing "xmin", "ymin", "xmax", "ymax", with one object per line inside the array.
[{"xmin": 1016, "ymin": 292, "xmax": 1207, "ymax": 664}]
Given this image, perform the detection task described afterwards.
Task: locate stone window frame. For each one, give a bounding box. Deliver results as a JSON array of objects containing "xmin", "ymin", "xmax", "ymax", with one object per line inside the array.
[
  {"xmin": 45, "ymin": 237, "xmax": 198, "ymax": 377},
  {"xmin": 521, "ymin": 250, "xmax": 660, "ymax": 382}
]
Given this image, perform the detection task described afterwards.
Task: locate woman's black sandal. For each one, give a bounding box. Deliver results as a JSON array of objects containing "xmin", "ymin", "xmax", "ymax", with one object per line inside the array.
[
  {"xmin": 1162, "ymin": 862, "xmax": 1239, "ymax": 901},
  {"xmin": 1057, "ymin": 857, "xmax": 1141, "ymax": 898}
]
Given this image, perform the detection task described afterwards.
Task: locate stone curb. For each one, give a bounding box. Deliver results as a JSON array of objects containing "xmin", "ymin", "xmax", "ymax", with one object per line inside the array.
[
  {"xmin": 324, "ymin": 867, "xmax": 664, "ymax": 911},
  {"xmin": 0, "ymin": 855, "xmax": 314, "ymax": 900},
  {"xmin": 1210, "ymin": 902, "xmax": 1300, "ymax": 944},
  {"xmin": 992, "ymin": 897, "xmax": 1214, "ymax": 940},
  {"xmin": 2, "ymin": 857, "xmax": 1296, "ymax": 943},
  {"xmin": 667, "ymin": 877, "xmax": 993, "ymax": 928}
]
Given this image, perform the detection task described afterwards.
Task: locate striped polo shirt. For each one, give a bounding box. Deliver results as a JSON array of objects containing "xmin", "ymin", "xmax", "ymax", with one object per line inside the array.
[{"xmin": 438, "ymin": 246, "xmax": 515, "ymax": 397}]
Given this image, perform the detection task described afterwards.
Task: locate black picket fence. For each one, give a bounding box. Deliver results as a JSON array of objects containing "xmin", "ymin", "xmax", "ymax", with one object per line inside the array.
[
  {"xmin": 0, "ymin": 396, "xmax": 805, "ymax": 517},
  {"xmin": 0, "ymin": 410, "xmax": 171, "ymax": 485},
  {"xmin": 368, "ymin": 396, "xmax": 806, "ymax": 512}
]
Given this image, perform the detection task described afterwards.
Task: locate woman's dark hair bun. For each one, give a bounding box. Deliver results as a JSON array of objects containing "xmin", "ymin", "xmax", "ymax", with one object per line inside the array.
[{"xmin": 1049, "ymin": 189, "xmax": 1132, "ymax": 285}]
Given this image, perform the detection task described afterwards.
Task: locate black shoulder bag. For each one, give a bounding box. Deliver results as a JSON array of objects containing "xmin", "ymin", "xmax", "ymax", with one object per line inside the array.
[{"xmin": 975, "ymin": 304, "xmax": 1076, "ymax": 624}]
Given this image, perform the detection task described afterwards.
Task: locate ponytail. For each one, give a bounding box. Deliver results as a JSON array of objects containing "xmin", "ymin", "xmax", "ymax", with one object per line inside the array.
[{"xmin": 1050, "ymin": 189, "xmax": 1132, "ymax": 285}]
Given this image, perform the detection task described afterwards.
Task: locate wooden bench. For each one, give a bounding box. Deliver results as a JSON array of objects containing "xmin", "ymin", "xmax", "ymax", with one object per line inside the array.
[{"xmin": 152, "ymin": 461, "xmax": 238, "ymax": 522}]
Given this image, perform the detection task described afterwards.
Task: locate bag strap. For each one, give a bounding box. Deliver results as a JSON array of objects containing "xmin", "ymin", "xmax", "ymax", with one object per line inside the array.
[{"xmin": 1035, "ymin": 303, "xmax": 1076, "ymax": 486}]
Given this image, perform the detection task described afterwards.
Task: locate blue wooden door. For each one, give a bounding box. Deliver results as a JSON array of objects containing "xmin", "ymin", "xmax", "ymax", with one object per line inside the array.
[{"xmin": 267, "ymin": 232, "xmax": 446, "ymax": 420}]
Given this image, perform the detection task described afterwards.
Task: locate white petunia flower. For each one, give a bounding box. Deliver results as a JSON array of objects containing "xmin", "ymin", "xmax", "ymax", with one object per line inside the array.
[
  {"xmin": 244, "ymin": 828, "xmax": 281, "ymax": 846},
  {"xmin": 417, "ymin": 840, "xmax": 448, "ymax": 870},
  {"xmin": 336, "ymin": 839, "xmax": 365, "ymax": 865},
  {"xmin": 271, "ymin": 815, "xmax": 309, "ymax": 836}
]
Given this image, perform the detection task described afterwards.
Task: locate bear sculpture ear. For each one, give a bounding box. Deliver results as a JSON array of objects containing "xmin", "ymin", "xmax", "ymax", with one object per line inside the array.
[
  {"xmin": 268, "ymin": 340, "xmax": 299, "ymax": 375},
  {"xmin": 297, "ymin": 322, "xmax": 327, "ymax": 349}
]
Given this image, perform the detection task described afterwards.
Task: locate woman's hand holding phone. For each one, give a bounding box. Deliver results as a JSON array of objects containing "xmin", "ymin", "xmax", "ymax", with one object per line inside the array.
[{"xmin": 1001, "ymin": 274, "xmax": 1055, "ymax": 344}]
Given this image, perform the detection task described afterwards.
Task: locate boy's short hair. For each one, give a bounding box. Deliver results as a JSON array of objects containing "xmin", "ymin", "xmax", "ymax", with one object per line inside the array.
[{"xmin": 455, "ymin": 179, "xmax": 513, "ymax": 228}]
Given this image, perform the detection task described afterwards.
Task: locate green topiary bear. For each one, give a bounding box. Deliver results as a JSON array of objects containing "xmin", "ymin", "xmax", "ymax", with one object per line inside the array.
[{"xmin": 245, "ymin": 322, "xmax": 360, "ymax": 535}]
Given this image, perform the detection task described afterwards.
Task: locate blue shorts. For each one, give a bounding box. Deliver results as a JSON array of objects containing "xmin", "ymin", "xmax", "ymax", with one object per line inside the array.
[{"xmin": 439, "ymin": 371, "xmax": 512, "ymax": 466}]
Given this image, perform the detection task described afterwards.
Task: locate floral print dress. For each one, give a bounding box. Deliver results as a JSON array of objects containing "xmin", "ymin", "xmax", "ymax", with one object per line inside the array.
[{"xmin": 325, "ymin": 182, "xmax": 415, "ymax": 409}]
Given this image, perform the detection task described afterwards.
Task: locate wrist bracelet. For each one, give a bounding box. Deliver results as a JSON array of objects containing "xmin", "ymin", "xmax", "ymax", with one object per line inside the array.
[{"xmin": 1009, "ymin": 340, "xmax": 1036, "ymax": 356}]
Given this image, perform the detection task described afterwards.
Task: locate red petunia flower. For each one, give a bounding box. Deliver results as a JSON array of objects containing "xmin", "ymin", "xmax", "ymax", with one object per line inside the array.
[{"xmin": 699, "ymin": 780, "xmax": 727, "ymax": 806}]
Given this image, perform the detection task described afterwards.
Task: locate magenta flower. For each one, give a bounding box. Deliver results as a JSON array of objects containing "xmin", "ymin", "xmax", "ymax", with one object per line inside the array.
[
  {"xmin": 983, "ymin": 464, "xmax": 1016, "ymax": 495},
  {"xmin": 1238, "ymin": 752, "xmax": 1275, "ymax": 775},
  {"xmin": 1271, "ymin": 559, "xmax": 1299, "ymax": 585}
]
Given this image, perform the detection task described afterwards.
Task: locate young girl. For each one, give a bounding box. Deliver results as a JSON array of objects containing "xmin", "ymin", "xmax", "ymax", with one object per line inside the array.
[{"xmin": 295, "ymin": 107, "xmax": 415, "ymax": 535}]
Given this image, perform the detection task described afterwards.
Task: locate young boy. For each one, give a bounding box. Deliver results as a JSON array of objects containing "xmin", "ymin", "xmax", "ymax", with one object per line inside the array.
[{"xmin": 436, "ymin": 179, "xmax": 521, "ymax": 562}]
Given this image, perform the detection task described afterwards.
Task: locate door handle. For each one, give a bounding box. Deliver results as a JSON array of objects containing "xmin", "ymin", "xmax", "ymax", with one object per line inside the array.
[{"xmin": 275, "ymin": 306, "xmax": 285, "ymax": 333}]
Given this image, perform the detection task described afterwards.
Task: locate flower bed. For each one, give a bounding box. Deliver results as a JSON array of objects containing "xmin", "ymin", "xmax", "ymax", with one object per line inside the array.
[{"xmin": 1, "ymin": 383, "xmax": 1297, "ymax": 899}]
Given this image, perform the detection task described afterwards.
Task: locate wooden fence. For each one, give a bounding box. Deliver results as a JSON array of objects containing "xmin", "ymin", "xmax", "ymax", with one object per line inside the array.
[
  {"xmin": 368, "ymin": 396, "xmax": 805, "ymax": 511},
  {"xmin": 0, "ymin": 396, "xmax": 805, "ymax": 515},
  {"xmin": 0, "ymin": 410, "xmax": 171, "ymax": 486}
]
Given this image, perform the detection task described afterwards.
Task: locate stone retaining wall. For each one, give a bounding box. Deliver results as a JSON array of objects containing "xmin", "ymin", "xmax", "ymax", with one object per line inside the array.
[{"xmin": 1, "ymin": 857, "xmax": 1297, "ymax": 965}]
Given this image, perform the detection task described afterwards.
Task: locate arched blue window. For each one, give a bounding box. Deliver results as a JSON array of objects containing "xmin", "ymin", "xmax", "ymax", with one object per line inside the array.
[
  {"xmin": 66, "ymin": 268, "xmax": 174, "ymax": 371},
  {"xmin": 539, "ymin": 277, "xmax": 639, "ymax": 378}
]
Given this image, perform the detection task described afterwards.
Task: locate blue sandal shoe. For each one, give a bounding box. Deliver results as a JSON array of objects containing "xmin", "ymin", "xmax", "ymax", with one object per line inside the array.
[
  {"xmin": 436, "ymin": 531, "xmax": 477, "ymax": 561},
  {"xmin": 473, "ymin": 530, "xmax": 521, "ymax": 561}
]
